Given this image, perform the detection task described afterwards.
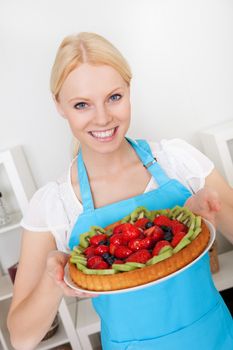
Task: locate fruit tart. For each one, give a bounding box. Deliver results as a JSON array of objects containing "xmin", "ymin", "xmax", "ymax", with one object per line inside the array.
[{"xmin": 68, "ymin": 206, "xmax": 211, "ymax": 291}]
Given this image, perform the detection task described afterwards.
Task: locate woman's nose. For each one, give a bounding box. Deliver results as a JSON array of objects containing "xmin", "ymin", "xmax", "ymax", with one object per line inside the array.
[{"xmin": 94, "ymin": 104, "xmax": 112, "ymax": 126}]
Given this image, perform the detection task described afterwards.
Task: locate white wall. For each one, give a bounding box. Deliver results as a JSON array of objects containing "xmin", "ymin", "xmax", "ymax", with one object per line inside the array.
[{"xmin": 1, "ymin": 0, "xmax": 233, "ymax": 257}]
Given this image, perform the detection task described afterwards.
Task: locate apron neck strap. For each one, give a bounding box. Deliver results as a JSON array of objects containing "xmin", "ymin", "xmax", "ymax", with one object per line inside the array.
[{"xmin": 77, "ymin": 137, "xmax": 170, "ymax": 212}]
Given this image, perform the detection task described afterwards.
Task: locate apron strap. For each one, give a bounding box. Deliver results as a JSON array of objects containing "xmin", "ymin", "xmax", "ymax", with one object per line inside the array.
[
  {"xmin": 126, "ymin": 138, "xmax": 170, "ymax": 186},
  {"xmin": 77, "ymin": 152, "xmax": 95, "ymax": 212}
]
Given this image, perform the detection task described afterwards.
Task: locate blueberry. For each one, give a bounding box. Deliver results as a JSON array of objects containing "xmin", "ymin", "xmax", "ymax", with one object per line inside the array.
[
  {"xmin": 145, "ymin": 222, "xmax": 154, "ymax": 229},
  {"xmin": 164, "ymin": 231, "xmax": 173, "ymax": 242},
  {"xmin": 161, "ymin": 225, "xmax": 173, "ymax": 234},
  {"xmin": 102, "ymin": 240, "xmax": 110, "ymax": 246},
  {"xmin": 106, "ymin": 256, "xmax": 115, "ymax": 265},
  {"xmin": 102, "ymin": 253, "xmax": 110, "ymax": 260}
]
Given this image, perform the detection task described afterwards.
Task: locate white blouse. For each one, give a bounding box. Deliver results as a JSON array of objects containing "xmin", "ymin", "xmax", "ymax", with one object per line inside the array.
[{"xmin": 21, "ymin": 139, "xmax": 214, "ymax": 252}]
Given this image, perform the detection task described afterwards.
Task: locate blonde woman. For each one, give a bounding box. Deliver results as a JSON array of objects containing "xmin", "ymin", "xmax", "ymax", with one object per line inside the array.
[{"xmin": 7, "ymin": 32, "xmax": 233, "ymax": 349}]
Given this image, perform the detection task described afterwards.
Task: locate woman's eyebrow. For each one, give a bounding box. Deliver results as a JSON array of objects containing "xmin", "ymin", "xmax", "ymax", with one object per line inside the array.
[{"xmin": 68, "ymin": 86, "xmax": 125, "ymax": 103}]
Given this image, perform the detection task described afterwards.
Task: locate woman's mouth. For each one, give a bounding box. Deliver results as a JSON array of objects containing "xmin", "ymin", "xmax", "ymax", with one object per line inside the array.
[{"xmin": 89, "ymin": 127, "xmax": 118, "ymax": 142}]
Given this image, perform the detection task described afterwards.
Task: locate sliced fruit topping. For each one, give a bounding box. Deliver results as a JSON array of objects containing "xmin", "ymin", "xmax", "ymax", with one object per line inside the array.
[
  {"xmin": 87, "ymin": 256, "xmax": 106, "ymax": 269},
  {"xmin": 94, "ymin": 245, "xmax": 109, "ymax": 256},
  {"xmin": 114, "ymin": 246, "xmax": 133, "ymax": 259},
  {"xmin": 89, "ymin": 234, "xmax": 108, "ymax": 246},
  {"xmin": 171, "ymin": 232, "xmax": 186, "ymax": 247},
  {"xmin": 126, "ymin": 249, "xmax": 151, "ymax": 264},
  {"xmin": 84, "ymin": 246, "xmax": 96, "ymax": 258},
  {"xmin": 152, "ymin": 240, "xmax": 172, "ymax": 256},
  {"xmin": 109, "ymin": 233, "xmax": 124, "ymax": 245},
  {"xmin": 134, "ymin": 218, "xmax": 150, "ymax": 229},
  {"xmin": 153, "ymin": 215, "xmax": 173, "ymax": 227},
  {"xmin": 128, "ymin": 238, "xmax": 142, "ymax": 251},
  {"xmin": 146, "ymin": 249, "xmax": 173, "ymax": 266}
]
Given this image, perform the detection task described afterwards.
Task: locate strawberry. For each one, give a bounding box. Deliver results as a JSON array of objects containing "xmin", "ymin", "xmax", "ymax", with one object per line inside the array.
[
  {"xmin": 128, "ymin": 238, "xmax": 142, "ymax": 251},
  {"xmin": 171, "ymin": 232, "xmax": 186, "ymax": 247},
  {"xmin": 121, "ymin": 224, "xmax": 141, "ymax": 243},
  {"xmin": 113, "ymin": 223, "xmax": 130, "ymax": 235},
  {"xmin": 84, "ymin": 246, "xmax": 96, "ymax": 258},
  {"xmin": 114, "ymin": 246, "xmax": 133, "ymax": 259},
  {"xmin": 94, "ymin": 245, "xmax": 109, "ymax": 256},
  {"xmin": 89, "ymin": 234, "xmax": 108, "ymax": 246},
  {"xmin": 153, "ymin": 215, "xmax": 173, "ymax": 227},
  {"xmin": 152, "ymin": 240, "xmax": 171, "ymax": 256},
  {"xmin": 87, "ymin": 256, "xmax": 104, "ymax": 269},
  {"xmin": 110, "ymin": 233, "xmax": 124, "ymax": 246},
  {"xmin": 144, "ymin": 226, "xmax": 155, "ymax": 236},
  {"xmin": 109, "ymin": 243, "xmax": 117, "ymax": 255},
  {"xmin": 144, "ymin": 225, "xmax": 164, "ymax": 242},
  {"xmin": 126, "ymin": 249, "xmax": 151, "ymax": 264},
  {"xmin": 114, "ymin": 259, "xmax": 125, "ymax": 264},
  {"xmin": 171, "ymin": 220, "xmax": 188, "ymax": 234},
  {"xmin": 139, "ymin": 236, "xmax": 154, "ymax": 249},
  {"xmin": 134, "ymin": 218, "xmax": 150, "ymax": 229},
  {"xmin": 94, "ymin": 261, "xmax": 109, "ymax": 269}
]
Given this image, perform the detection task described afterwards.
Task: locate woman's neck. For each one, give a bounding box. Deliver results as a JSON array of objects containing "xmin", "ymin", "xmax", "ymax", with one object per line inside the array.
[{"xmin": 80, "ymin": 138, "xmax": 138, "ymax": 180}]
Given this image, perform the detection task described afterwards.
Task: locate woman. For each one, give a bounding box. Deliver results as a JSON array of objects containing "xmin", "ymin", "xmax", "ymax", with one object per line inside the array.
[{"xmin": 7, "ymin": 32, "xmax": 233, "ymax": 349}]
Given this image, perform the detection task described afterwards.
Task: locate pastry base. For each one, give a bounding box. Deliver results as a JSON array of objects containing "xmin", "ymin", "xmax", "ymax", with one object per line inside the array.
[{"xmin": 69, "ymin": 221, "xmax": 210, "ymax": 291}]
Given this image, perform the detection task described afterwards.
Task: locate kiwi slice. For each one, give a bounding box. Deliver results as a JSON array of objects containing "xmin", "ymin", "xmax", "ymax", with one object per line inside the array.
[
  {"xmin": 121, "ymin": 214, "xmax": 131, "ymax": 223},
  {"xmin": 82, "ymin": 267, "xmax": 118, "ymax": 275},
  {"xmin": 173, "ymin": 237, "xmax": 191, "ymax": 253},
  {"xmin": 158, "ymin": 245, "xmax": 173, "ymax": 255},
  {"xmin": 112, "ymin": 263, "xmax": 137, "ymax": 272},
  {"xmin": 126, "ymin": 262, "xmax": 145, "ymax": 268},
  {"xmin": 130, "ymin": 206, "xmax": 151, "ymax": 222},
  {"xmin": 89, "ymin": 225, "xmax": 106, "ymax": 237},
  {"xmin": 79, "ymin": 232, "xmax": 90, "ymax": 248},
  {"xmin": 76, "ymin": 262, "xmax": 87, "ymax": 272},
  {"xmin": 70, "ymin": 256, "xmax": 87, "ymax": 265},
  {"xmin": 73, "ymin": 245, "xmax": 85, "ymax": 254},
  {"xmin": 146, "ymin": 250, "xmax": 173, "ymax": 266}
]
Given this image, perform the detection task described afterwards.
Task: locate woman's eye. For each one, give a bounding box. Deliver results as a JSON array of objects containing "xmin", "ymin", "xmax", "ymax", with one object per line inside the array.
[
  {"xmin": 74, "ymin": 102, "xmax": 88, "ymax": 110},
  {"xmin": 109, "ymin": 94, "xmax": 122, "ymax": 102}
]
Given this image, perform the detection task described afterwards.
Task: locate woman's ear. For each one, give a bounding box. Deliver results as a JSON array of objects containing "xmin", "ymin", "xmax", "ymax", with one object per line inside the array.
[{"xmin": 52, "ymin": 95, "xmax": 67, "ymax": 119}]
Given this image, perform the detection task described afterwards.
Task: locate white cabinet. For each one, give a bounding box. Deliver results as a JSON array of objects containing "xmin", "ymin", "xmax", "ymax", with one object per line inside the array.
[{"xmin": 0, "ymin": 146, "xmax": 85, "ymax": 350}]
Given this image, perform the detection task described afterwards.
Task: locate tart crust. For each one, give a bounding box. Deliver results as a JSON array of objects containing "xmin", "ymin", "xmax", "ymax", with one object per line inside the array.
[{"xmin": 69, "ymin": 221, "xmax": 210, "ymax": 292}]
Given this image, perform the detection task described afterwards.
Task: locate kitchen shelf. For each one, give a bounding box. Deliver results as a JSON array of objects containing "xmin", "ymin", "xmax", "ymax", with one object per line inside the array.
[
  {"xmin": 0, "ymin": 276, "xmax": 13, "ymax": 302},
  {"xmin": 0, "ymin": 212, "xmax": 22, "ymax": 235},
  {"xmin": 0, "ymin": 298, "xmax": 78, "ymax": 350},
  {"xmin": 212, "ymin": 250, "xmax": 233, "ymax": 292}
]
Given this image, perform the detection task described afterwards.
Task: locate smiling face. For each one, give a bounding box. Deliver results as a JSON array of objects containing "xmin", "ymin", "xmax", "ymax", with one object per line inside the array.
[{"xmin": 56, "ymin": 63, "xmax": 131, "ymax": 155}]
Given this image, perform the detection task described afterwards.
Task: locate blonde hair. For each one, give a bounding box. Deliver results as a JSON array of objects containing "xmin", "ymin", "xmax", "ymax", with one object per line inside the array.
[
  {"xmin": 50, "ymin": 32, "xmax": 132, "ymax": 100},
  {"xmin": 50, "ymin": 32, "xmax": 132, "ymax": 157}
]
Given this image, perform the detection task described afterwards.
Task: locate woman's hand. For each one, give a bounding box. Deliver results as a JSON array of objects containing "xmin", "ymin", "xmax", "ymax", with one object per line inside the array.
[
  {"xmin": 184, "ymin": 188, "xmax": 221, "ymax": 226},
  {"xmin": 46, "ymin": 250, "xmax": 99, "ymax": 298}
]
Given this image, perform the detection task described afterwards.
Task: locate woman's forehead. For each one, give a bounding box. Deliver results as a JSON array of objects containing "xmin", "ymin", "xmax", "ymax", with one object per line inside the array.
[{"xmin": 60, "ymin": 63, "xmax": 127, "ymax": 100}]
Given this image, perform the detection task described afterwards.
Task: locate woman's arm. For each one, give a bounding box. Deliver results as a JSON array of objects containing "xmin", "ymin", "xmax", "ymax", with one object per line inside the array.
[
  {"xmin": 7, "ymin": 230, "xmax": 95, "ymax": 350},
  {"xmin": 185, "ymin": 168, "xmax": 233, "ymax": 244}
]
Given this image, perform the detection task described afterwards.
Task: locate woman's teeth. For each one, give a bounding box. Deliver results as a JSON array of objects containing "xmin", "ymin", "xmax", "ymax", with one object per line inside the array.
[{"xmin": 90, "ymin": 127, "xmax": 116, "ymax": 139}]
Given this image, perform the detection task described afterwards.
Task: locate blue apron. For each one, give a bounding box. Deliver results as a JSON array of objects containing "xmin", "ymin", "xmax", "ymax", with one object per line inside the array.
[{"xmin": 69, "ymin": 138, "xmax": 233, "ymax": 349}]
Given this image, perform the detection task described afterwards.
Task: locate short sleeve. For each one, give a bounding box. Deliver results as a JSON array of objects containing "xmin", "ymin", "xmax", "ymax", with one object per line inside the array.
[
  {"xmin": 149, "ymin": 138, "xmax": 214, "ymax": 193},
  {"xmin": 21, "ymin": 182, "xmax": 69, "ymax": 232}
]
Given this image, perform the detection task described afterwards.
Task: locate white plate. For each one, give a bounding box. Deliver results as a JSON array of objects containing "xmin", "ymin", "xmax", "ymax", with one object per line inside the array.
[{"xmin": 64, "ymin": 219, "xmax": 216, "ymax": 295}]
